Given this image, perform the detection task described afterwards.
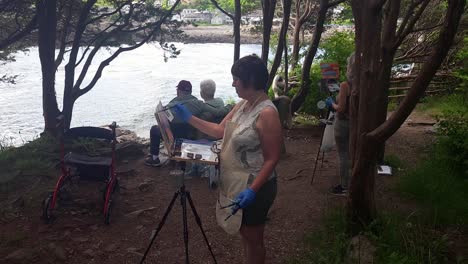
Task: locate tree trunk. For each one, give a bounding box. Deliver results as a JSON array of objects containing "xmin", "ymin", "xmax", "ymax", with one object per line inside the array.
[
  {"xmin": 62, "ymin": 94, "xmax": 75, "ymax": 130},
  {"xmin": 291, "ymin": 20, "xmax": 302, "ymax": 68},
  {"xmin": 267, "ymin": 0, "xmax": 292, "ymax": 89},
  {"xmin": 261, "ymin": 0, "xmax": 277, "ymax": 64},
  {"xmin": 290, "ymin": 0, "xmax": 327, "ymax": 113},
  {"xmin": 347, "ymin": 138, "xmax": 377, "ymax": 232},
  {"xmin": 347, "ymin": 0, "xmax": 383, "ymax": 231},
  {"xmin": 233, "ymin": 0, "xmax": 241, "ymax": 62},
  {"xmin": 284, "ymin": 31, "xmax": 289, "ymax": 93},
  {"xmin": 38, "ymin": 0, "xmax": 60, "ymax": 136},
  {"xmin": 367, "ymin": 0, "xmax": 466, "ymax": 142},
  {"xmin": 347, "ymin": 0, "xmax": 465, "ymax": 233},
  {"xmin": 374, "ymin": 50, "xmax": 395, "ymax": 164}
]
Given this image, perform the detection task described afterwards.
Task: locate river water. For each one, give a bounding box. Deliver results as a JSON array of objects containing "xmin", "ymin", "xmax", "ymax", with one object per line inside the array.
[{"xmin": 0, "ymin": 43, "xmax": 262, "ymax": 146}]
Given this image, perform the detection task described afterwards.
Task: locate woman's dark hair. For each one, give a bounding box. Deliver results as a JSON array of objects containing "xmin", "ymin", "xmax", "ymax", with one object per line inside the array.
[{"xmin": 231, "ymin": 54, "xmax": 269, "ymax": 92}]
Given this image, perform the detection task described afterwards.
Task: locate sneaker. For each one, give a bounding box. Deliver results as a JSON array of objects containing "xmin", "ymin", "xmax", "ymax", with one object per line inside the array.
[
  {"xmin": 330, "ymin": 185, "xmax": 347, "ymax": 196},
  {"xmin": 144, "ymin": 157, "xmax": 161, "ymax": 167}
]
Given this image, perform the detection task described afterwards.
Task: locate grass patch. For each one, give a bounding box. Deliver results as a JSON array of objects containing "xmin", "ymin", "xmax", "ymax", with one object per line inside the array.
[
  {"xmin": 293, "ymin": 114, "xmax": 320, "ymax": 127},
  {"xmin": 417, "ymin": 93, "xmax": 467, "ymax": 117},
  {"xmin": 399, "ymin": 95, "xmax": 468, "ymax": 226},
  {"xmin": 0, "ymin": 135, "xmax": 58, "ymax": 180},
  {"xmin": 398, "ymin": 158, "xmax": 468, "ymax": 226},
  {"xmin": 387, "ymin": 100, "xmax": 398, "ymax": 112},
  {"xmin": 0, "ymin": 134, "xmax": 112, "ymax": 200},
  {"xmin": 384, "ymin": 154, "xmax": 405, "ymax": 170},
  {"xmin": 287, "ymin": 208, "xmax": 463, "ymax": 264},
  {"xmin": 368, "ymin": 213, "xmax": 460, "ymax": 264},
  {"xmin": 286, "ymin": 208, "xmax": 349, "ymax": 264}
]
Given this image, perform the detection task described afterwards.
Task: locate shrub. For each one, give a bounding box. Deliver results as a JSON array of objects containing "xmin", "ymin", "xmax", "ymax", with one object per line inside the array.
[
  {"xmin": 398, "ymin": 105, "xmax": 468, "ymax": 226},
  {"xmin": 437, "ymin": 110, "xmax": 468, "ymax": 177},
  {"xmin": 286, "ymin": 208, "xmax": 349, "ymax": 264}
]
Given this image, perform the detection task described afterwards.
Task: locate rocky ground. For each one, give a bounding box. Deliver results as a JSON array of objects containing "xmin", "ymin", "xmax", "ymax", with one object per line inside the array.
[
  {"xmin": 0, "ymin": 112, "xmax": 441, "ymax": 263},
  {"xmin": 169, "ymin": 25, "xmax": 264, "ymax": 44}
]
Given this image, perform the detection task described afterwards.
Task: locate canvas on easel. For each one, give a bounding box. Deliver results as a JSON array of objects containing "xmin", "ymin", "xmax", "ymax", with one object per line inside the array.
[{"xmin": 154, "ymin": 101, "xmax": 219, "ymax": 165}]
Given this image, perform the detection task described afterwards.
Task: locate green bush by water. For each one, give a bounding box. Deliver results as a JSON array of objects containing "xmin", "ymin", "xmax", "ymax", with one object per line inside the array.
[
  {"xmin": 0, "ymin": 135, "xmax": 58, "ymax": 179},
  {"xmin": 0, "ymin": 135, "xmax": 112, "ymax": 185}
]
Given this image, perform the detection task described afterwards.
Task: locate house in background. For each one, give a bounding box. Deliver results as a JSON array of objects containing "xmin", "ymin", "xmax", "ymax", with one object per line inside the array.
[
  {"xmin": 211, "ymin": 10, "xmax": 232, "ymax": 25},
  {"xmin": 153, "ymin": 0, "xmax": 178, "ymax": 6},
  {"xmin": 181, "ymin": 9, "xmax": 212, "ymax": 23}
]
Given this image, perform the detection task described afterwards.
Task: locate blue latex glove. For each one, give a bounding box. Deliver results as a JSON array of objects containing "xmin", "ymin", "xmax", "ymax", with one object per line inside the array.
[
  {"xmin": 172, "ymin": 103, "xmax": 192, "ymax": 122},
  {"xmin": 232, "ymin": 188, "xmax": 256, "ymax": 215},
  {"xmin": 325, "ymin": 97, "xmax": 335, "ymax": 108}
]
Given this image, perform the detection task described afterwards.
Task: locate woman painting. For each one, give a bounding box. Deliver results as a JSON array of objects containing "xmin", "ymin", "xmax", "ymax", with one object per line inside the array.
[
  {"xmin": 326, "ymin": 52, "xmax": 354, "ymax": 195},
  {"xmin": 173, "ymin": 54, "xmax": 282, "ymax": 264}
]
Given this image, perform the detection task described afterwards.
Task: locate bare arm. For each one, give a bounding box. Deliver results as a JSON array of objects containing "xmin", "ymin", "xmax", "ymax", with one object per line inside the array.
[
  {"xmin": 249, "ymin": 107, "xmax": 282, "ymax": 192},
  {"xmin": 332, "ymin": 82, "xmax": 349, "ymax": 113},
  {"xmin": 187, "ymin": 102, "xmax": 242, "ymax": 139}
]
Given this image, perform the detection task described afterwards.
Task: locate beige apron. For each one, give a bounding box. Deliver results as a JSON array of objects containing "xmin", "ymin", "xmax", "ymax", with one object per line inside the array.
[{"xmin": 215, "ymin": 121, "xmax": 251, "ymax": 234}]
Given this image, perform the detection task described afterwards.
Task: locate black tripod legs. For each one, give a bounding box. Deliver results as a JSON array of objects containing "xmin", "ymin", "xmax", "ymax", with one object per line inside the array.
[
  {"xmin": 140, "ymin": 191, "xmax": 179, "ymax": 264},
  {"xmin": 186, "ymin": 192, "xmax": 218, "ymax": 264},
  {"xmin": 180, "ymin": 188, "xmax": 190, "ymax": 264},
  {"xmin": 139, "ymin": 187, "xmax": 218, "ymax": 264}
]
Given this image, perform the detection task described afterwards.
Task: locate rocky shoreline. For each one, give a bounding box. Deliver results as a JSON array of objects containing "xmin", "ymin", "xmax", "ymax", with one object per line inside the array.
[{"xmin": 167, "ymin": 25, "xmax": 264, "ymax": 44}]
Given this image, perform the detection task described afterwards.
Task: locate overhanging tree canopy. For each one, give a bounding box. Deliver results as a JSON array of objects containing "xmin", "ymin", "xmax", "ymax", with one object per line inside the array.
[
  {"xmin": 38, "ymin": 0, "xmax": 182, "ymax": 135},
  {"xmin": 347, "ymin": 0, "xmax": 466, "ymax": 231}
]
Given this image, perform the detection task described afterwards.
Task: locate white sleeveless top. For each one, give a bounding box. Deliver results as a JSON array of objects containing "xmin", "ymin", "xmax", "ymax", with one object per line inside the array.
[{"xmin": 228, "ymin": 99, "xmax": 278, "ymax": 182}]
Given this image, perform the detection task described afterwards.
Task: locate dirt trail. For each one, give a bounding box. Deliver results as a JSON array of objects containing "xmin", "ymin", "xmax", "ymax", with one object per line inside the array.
[{"xmin": 0, "ymin": 113, "xmax": 436, "ymax": 263}]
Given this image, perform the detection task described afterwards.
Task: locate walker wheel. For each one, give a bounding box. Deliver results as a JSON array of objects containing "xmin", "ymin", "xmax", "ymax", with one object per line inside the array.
[
  {"xmin": 104, "ymin": 199, "xmax": 113, "ymax": 225},
  {"xmin": 42, "ymin": 193, "xmax": 55, "ymax": 224}
]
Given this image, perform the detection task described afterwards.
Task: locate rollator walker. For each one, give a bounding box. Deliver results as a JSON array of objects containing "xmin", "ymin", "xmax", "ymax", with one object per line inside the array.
[{"xmin": 42, "ymin": 116, "xmax": 119, "ymax": 225}]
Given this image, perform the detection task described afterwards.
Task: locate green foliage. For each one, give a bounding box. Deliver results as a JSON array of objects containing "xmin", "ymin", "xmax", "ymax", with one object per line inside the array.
[
  {"xmin": 287, "ymin": 208, "xmax": 461, "ymax": 264},
  {"xmin": 398, "ymin": 101, "xmax": 468, "ymax": 225},
  {"xmin": 418, "ymin": 93, "xmax": 467, "ymax": 117},
  {"xmin": 331, "ymin": 2, "xmax": 353, "ymax": 25},
  {"xmin": 95, "ymin": 0, "xmax": 113, "ymax": 7},
  {"xmin": 299, "ymin": 63, "xmax": 328, "ymax": 115},
  {"xmin": 292, "ymin": 114, "xmax": 319, "ymax": 127},
  {"xmin": 0, "ymin": 135, "xmax": 58, "ymax": 179},
  {"xmin": 0, "ymin": 135, "xmax": 112, "ymax": 186},
  {"xmin": 180, "ymin": 0, "xmax": 213, "ymax": 10},
  {"xmin": 317, "ymin": 30, "xmax": 355, "ymax": 82},
  {"xmin": 367, "ymin": 213, "xmax": 455, "ymax": 264},
  {"xmin": 216, "ymin": 0, "xmax": 260, "ymax": 14},
  {"xmin": 286, "ymin": 208, "xmax": 349, "ymax": 264},
  {"xmin": 453, "ymin": 36, "xmax": 468, "ymax": 94},
  {"xmin": 418, "ymin": 94, "xmax": 467, "ymax": 175},
  {"xmin": 437, "ymin": 110, "xmax": 468, "ymax": 176},
  {"xmin": 225, "ymin": 97, "xmax": 236, "ymax": 105},
  {"xmin": 286, "ymin": 30, "xmax": 355, "ymax": 115},
  {"xmin": 398, "ymin": 155, "xmax": 468, "ymax": 226},
  {"xmin": 384, "ymin": 154, "xmax": 405, "ymax": 170},
  {"xmin": 387, "ymin": 100, "xmax": 398, "ymax": 111}
]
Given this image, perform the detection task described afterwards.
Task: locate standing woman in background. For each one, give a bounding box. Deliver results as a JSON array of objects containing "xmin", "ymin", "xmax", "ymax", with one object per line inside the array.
[
  {"xmin": 173, "ymin": 54, "xmax": 282, "ymax": 264},
  {"xmin": 326, "ymin": 52, "xmax": 354, "ymax": 195}
]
